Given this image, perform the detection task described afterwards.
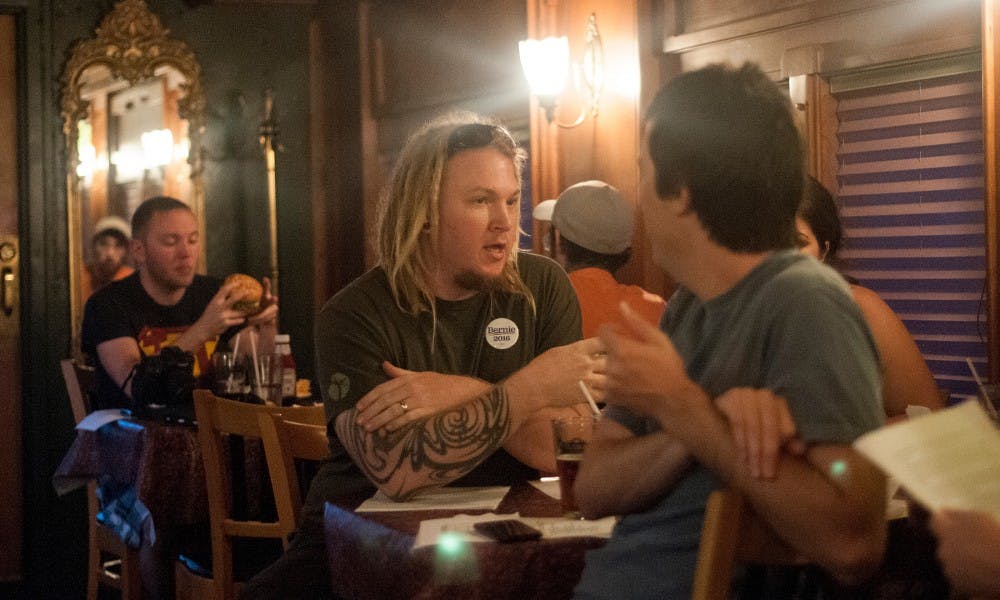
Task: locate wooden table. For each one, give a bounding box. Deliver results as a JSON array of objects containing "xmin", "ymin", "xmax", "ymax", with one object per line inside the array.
[
  {"xmin": 53, "ymin": 418, "xmax": 268, "ymax": 530},
  {"xmin": 323, "ymin": 482, "xmax": 607, "ymax": 600}
]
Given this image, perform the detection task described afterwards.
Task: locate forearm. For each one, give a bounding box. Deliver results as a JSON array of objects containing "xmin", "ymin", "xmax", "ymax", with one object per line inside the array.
[
  {"xmin": 576, "ymin": 427, "xmax": 692, "ymax": 519},
  {"xmin": 502, "ymin": 405, "xmax": 589, "ymax": 474},
  {"xmin": 335, "ymin": 385, "xmax": 514, "ymax": 500},
  {"xmin": 500, "ymin": 366, "xmax": 567, "ymax": 422},
  {"xmin": 664, "ymin": 389, "xmax": 886, "ymax": 584},
  {"xmin": 96, "ymin": 338, "xmax": 143, "ymax": 397},
  {"xmin": 172, "ymin": 321, "xmax": 213, "ymax": 354}
]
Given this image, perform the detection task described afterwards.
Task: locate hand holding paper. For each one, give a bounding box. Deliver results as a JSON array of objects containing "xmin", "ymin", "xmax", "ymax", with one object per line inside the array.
[{"xmin": 852, "ymin": 401, "xmax": 1000, "ymax": 518}]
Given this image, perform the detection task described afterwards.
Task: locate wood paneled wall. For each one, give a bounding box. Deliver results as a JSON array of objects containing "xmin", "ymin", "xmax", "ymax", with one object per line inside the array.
[
  {"xmin": 0, "ymin": 12, "xmax": 22, "ymax": 581},
  {"xmin": 526, "ymin": 0, "xmax": 672, "ymax": 296},
  {"xmin": 311, "ymin": 4, "xmax": 365, "ymax": 310},
  {"xmin": 358, "ymin": 0, "xmax": 530, "ymax": 268},
  {"xmin": 984, "ymin": 0, "xmax": 1000, "ymax": 383}
]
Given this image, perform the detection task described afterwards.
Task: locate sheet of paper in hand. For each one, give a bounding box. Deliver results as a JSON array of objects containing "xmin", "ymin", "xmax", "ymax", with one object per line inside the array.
[{"xmin": 853, "ymin": 400, "xmax": 1000, "ymax": 518}]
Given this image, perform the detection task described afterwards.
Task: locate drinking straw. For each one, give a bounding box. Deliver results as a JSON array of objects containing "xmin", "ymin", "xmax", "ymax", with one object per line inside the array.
[
  {"xmin": 227, "ymin": 331, "xmax": 242, "ymax": 389},
  {"xmin": 250, "ymin": 329, "xmax": 262, "ymax": 387},
  {"xmin": 965, "ymin": 357, "xmax": 999, "ymax": 419},
  {"xmin": 578, "ymin": 380, "xmax": 601, "ymax": 418}
]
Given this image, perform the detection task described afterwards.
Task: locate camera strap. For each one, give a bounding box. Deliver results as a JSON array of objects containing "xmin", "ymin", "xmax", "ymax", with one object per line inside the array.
[{"xmin": 119, "ymin": 339, "xmax": 144, "ymax": 396}]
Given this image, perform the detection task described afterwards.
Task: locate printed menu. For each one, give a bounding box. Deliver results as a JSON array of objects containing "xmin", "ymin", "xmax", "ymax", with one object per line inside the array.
[{"xmin": 853, "ymin": 400, "xmax": 1000, "ymax": 518}]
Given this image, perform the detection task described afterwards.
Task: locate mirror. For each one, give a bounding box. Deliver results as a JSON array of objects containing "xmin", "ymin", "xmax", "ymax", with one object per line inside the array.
[{"xmin": 62, "ymin": 0, "xmax": 205, "ymax": 354}]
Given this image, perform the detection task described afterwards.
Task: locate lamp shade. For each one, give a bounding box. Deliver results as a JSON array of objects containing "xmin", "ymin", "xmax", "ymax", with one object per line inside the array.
[{"xmin": 518, "ymin": 36, "xmax": 569, "ymax": 97}]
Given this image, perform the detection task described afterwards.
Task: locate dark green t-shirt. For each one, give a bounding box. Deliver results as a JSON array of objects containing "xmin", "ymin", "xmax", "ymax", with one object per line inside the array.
[{"xmin": 313, "ymin": 251, "xmax": 581, "ymax": 497}]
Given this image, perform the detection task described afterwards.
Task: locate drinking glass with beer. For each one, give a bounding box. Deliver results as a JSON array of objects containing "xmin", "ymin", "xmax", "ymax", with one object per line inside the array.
[{"xmin": 552, "ymin": 415, "xmax": 598, "ymax": 519}]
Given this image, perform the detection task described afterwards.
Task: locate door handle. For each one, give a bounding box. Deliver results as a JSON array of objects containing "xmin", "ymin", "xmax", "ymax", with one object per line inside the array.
[{"xmin": 1, "ymin": 267, "xmax": 13, "ymax": 316}]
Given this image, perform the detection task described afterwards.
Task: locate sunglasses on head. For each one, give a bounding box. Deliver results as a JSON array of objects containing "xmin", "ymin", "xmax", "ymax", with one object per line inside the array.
[{"xmin": 446, "ymin": 123, "xmax": 516, "ymax": 157}]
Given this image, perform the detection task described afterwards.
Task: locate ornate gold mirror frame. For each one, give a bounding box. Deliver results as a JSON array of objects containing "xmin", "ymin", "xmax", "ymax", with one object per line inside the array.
[{"xmin": 62, "ymin": 0, "xmax": 206, "ymax": 354}]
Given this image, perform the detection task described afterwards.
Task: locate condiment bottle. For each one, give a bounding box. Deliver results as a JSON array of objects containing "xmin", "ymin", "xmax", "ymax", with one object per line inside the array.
[{"xmin": 274, "ymin": 334, "xmax": 297, "ymax": 405}]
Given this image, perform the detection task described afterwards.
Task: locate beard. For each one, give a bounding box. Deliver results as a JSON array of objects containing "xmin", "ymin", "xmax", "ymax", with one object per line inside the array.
[
  {"xmin": 94, "ymin": 258, "xmax": 122, "ymax": 280},
  {"xmin": 452, "ymin": 269, "xmax": 504, "ymax": 294},
  {"xmin": 144, "ymin": 260, "xmax": 195, "ymax": 292}
]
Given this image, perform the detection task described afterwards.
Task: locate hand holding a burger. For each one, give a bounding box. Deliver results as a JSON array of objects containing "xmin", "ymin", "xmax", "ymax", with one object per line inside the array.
[
  {"xmin": 224, "ymin": 273, "xmax": 278, "ymax": 325},
  {"xmin": 173, "ymin": 273, "xmax": 278, "ymax": 352}
]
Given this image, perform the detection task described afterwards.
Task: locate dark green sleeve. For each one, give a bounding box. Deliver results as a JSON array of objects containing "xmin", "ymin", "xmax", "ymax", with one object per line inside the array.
[
  {"xmin": 519, "ymin": 252, "xmax": 582, "ymax": 353},
  {"xmin": 314, "ymin": 290, "xmax": 393, "ymax": 426}
]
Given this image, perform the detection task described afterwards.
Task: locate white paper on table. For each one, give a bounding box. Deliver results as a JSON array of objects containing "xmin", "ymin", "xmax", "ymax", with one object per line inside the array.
[
  {"xmin": 522, "ymin": 516, "xmax": 617, "ymax": 539},
  {"xmin": 355, "ymin": 485, "xmax": 510, "ymax": 513},
  {"xmin": 413, "ymin": 512, "xmax": 521, "ymax": 549},
  {"xmin": 75, "ymin": 408, "xmax": 129, "ymax": 431},
  {"xmin": 853, "ymin": 400, "xmax": 1000, "ymax": 518},
  {"xmin": 529, "ymin": 478, "xmax": 561, "ymax": 499},
  {"xmin": 412, "ymin": 513, "xmax": 617, "ymax": 549}
]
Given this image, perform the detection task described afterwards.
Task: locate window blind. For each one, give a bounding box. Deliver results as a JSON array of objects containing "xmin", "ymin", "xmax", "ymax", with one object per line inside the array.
[{"xmin": 835, "ymin": 71, "xmax": 986, "ymax": 401}]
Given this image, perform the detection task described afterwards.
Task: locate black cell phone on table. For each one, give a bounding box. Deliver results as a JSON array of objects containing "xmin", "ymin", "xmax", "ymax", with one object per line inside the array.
[{"xmin": 473, "ymin": 519, "xmax": 542, "ymax": 543}]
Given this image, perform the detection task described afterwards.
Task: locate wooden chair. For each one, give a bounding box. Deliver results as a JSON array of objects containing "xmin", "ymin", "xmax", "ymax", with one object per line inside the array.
[
  {"xmin": 692, "ymin": 488, "xmax": 808, "ymax": 600},
  {"xmin": 60, "ymin": 358, "xmax": 143, "ymax": 600},
  {"xmin": 177, "ymin": 390, "xmax": 326, "ymax": 599},
  {"xmin": 692, "ymin": 488, "xmax": 746, "ymax": 600},
  {"xmin": 258, "ymin": 412, "xmax": 330, "ymax": 540}
]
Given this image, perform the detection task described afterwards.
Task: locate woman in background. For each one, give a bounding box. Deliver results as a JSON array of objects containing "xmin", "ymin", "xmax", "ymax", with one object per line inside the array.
[{"xmin": 796, "ymin": 177, "xmax": 944, "ymax": 420}]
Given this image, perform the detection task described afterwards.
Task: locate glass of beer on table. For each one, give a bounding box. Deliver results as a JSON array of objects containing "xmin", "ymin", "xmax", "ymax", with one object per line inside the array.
[{"xmin": 552, "ymin": 415, "xmax": 598, "ymax": 519}]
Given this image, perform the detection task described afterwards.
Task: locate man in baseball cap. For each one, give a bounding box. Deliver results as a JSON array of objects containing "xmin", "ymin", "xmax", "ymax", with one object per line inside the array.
[
  {"xmin": 81, "ymin": 215, "xmax": 135, "ymax": 299},
  {"xmin": 536, "ymin": 180, "xmax": 665, "ymax": 337}
]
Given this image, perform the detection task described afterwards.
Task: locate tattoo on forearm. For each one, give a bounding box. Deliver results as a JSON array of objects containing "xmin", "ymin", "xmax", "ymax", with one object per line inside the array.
[{"xmin": 337, "ymin": 386, "xmax": 511, "ymax": 499}]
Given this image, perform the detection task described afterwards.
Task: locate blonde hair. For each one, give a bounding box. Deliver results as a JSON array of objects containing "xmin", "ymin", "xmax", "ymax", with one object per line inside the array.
[{"xmin": 376, "ymin": 112, "xmax": 532, "ymax": 315}]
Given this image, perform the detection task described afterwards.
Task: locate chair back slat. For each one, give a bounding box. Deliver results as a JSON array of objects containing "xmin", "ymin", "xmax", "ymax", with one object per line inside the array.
[
  {"xmin": 60, "ymin": 358, "xmax": 141, "ymax": 598},
  {"xmin": 692, "ymin": 488, "xmax": 745, "ymax": 600},
  {"xmin": 259, "ymin": 412, "xmax": 330, "ymax": 548},
  {"xmin": 61, "ymin": 358, "xmax": 95, "ymax": 424},
  {"xmin": 278, "ymin": 402, "xmax": 326, "ymax": 427},
  {"xmin": 192, "ymin": 389, "xmax": 306, "ymax": 600}
]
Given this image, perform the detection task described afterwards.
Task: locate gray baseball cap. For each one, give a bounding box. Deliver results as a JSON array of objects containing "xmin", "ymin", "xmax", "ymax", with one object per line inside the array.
[{"xmin": 551, "ymin": 180, "xmax": 633, "ymax": 254}]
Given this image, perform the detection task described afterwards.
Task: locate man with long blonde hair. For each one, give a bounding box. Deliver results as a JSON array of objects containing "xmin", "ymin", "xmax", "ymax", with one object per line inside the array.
[{"xmin": 245, "ymin": 113, "xmax": 603, "ymax": 598}]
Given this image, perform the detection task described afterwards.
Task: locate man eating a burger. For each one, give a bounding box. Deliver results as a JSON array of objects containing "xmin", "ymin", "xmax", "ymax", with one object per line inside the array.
[
  {"xmin": 81, "ymin": 195, "xmax": 278, "ymax": 412},
  {"xmin": 81, "ymin": 195, "xmax": 278, "ymax": 598}
]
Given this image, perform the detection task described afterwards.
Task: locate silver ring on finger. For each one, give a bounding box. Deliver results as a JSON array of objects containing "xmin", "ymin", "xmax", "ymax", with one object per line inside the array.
[{"xmin": 399, "ymin": 400, "xmax": 408, "ymax": 412}]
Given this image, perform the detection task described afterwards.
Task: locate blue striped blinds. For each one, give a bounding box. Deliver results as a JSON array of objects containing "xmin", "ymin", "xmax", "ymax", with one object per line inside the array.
[{"xmin": 836, "ymin": 71, "xmax": 986, "ymax": 401}]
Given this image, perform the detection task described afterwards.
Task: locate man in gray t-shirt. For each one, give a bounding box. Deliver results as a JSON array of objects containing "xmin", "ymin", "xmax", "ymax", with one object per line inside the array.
[{"xmin": 574, "ymin": 63, "xmax": 887, "ymax": 599}]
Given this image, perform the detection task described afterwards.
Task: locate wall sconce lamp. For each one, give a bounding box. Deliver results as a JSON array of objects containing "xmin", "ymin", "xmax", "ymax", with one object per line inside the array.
[{"xmin": 519, "ymin": 12, "xmax": 604, "ymax": 128}]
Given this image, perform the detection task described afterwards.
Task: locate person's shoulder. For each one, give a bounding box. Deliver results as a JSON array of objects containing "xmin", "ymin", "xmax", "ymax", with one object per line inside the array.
[
  {"xmin": 568, "ymin": 267, "xmax": 616, "ymax": 287},
  {"xmin": 85, "ymin": 271, "xmax": 141, "ymax": 307},
  {"xmin": 516, "ymin": 250, "xmax": 563, "ymax": 273},
  {"xmin": 849, "ymin": 282, "xmax": 887, "ymax": 308},
  {"xmin": 517, "ymin": 252, "xmax": 576, "ymax": 300},
  {"xmin": 516, "ymin": 251, "xmax": 571, "ymax": 286},
  {"xmin": 849, "ymin": 283, "xmax": 899, "ymax": 324},
  {"xmin": 766, "ymin": 251, "xmax": 851, "ymax": 299},
  {"xmin": 114, "ymin": 265, "xmax": 135, "ymax": 281},
  {"xmin": 664, "ymin": 286, "xmax": 696, "ymax": 318},
  {"xmin": 81, "ymin": 272, "xmax": 142, "ymax": 350},
  {"xmin": 319, "ymin": 267, "xmax": 390, "ymax": 316}
]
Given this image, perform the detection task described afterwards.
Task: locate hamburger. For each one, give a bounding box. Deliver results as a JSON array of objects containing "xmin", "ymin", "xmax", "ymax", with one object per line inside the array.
[{"xmin": 224, "ymin": 273, "xmax": 264, "ymax": 316}]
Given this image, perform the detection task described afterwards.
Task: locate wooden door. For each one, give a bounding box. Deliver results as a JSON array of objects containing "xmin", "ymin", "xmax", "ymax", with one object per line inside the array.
[{"xmin": 0, "ymin": 12, "xmax": 23, "ymax": 581}]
